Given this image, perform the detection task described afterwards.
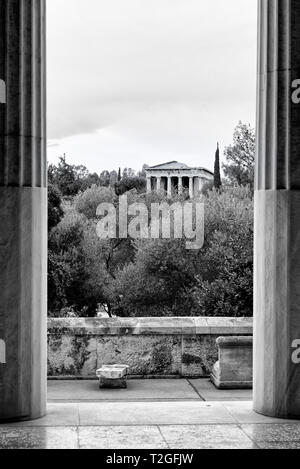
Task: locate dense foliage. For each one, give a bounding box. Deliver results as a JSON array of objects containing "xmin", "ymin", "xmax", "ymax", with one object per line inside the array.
[
  {"xmin": 48, "ymin": 184, "xmax": 253, "ymax": 317},
  {"xmin": 223, "ymin": 121, "xmax": 255, "ymax": 188},
  {"xmin": 48, "ymin": 124, "xmax": 254, "ymax": 318}
]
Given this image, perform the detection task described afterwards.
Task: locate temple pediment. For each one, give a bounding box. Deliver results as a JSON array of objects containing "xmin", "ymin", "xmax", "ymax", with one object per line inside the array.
[{"xmin": 148, "ymin": 161, "xmax": 190, "ymax": 170}]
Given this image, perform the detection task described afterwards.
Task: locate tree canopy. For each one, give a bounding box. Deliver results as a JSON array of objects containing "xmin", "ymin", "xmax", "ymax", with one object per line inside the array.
[
  {"xmin": 48, "ymin": 138, "xmax": 254, "ymax": 318},
  {"xmin": 223, "ymin": 121, "xmax": 255, "ymax": 188}
]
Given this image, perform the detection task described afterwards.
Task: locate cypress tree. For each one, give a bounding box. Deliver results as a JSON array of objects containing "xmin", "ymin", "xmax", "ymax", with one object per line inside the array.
[{"xmin": 214, "ymin": 143, "xmax": 222, "ymax": 189}]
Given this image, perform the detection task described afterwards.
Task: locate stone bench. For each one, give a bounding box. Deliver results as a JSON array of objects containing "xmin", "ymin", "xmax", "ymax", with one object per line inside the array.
[
  {"xmin": 96, "ymin": 365, "xmax": 129, "ymax": 389},
  {"xmin": 211, "ymin": 336, "xmax": 253, "ymax": 389}
]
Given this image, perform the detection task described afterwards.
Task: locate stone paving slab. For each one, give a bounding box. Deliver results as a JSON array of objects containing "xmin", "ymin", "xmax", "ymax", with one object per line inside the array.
[
  {"xmin": 77, "ymin": 401, "xmax": 235, "ymax": 426},
  {"xmin": 241, "ymin": 424, "xmax": 300, "ymax": 449},
  {"xmin": 48, "ymin": 379, "xmax": 199, "ymax": 402},
  {"xmin": 3, "ymin": 401, "xmax": 300, "ymax": 429},
  {"xmin": 242, "ymin": 424, "xmax": 300, "ymax": 442},
  {"xmin": 1, "ymin": 423, "xmax": 300, "ymax": 449},
  {"xmin": 78, "ymin": 426, "xmax": 168, "ymax": 449},
  {"xmin": 159, "ymin": 425, "xmax": 257, "ymax": 449},
  {"xmin": 2, "ymin": 404, "xmax": 80, "ymax": 427},
  {"xmin": 1, "ymin": 403, "xmax": 300, "ymax": 449},
  {"xmin": 0, "ymin": 401, "xmax": 235, "ymax": 429},
  {"xmin": 223, "ymin": 402, "xmax": 300, "ymax": 424},
  {"xmin": 256, "ymin": 441, "xmax": 300, "ymax": 449},
  {"xmin": 0, "ymin": 427, "xmax": 78, "ymax": 449},
  {"xmin": 189, "ymin": 379, "xmax": 253, "ymax": 401}
]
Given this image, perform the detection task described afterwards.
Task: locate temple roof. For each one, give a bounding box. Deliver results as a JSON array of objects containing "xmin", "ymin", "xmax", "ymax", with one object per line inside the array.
[
  {"xmin": 146, "ymin": 161, "xmax": 213, "ymax": 175},
  {"xmin": 148, "ymin": 161, "xmax": 189, "ymax": 170}
]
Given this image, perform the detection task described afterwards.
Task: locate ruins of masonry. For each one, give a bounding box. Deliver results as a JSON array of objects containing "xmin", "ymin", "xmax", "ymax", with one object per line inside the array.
[
  {"xmin": 145, "ymin": 162, "xmax": 214, "ymax": 198},
  {"xmin": 1, "ymin": 0, "xmax": 300, "ymax": 422}
]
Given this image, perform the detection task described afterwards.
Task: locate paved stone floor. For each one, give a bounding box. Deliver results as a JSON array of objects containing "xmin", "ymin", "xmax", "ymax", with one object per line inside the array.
[
  {"xmin": 47, "ymin": 378, "xmax": 253, "ymax": 402},
  {"xmin": 1, "ymin": 380, "xmax": 300, "ymax": 449}
]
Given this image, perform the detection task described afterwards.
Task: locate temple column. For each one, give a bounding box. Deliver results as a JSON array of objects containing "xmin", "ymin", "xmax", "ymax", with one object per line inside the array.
[
  {"xmin": 146, "ymin": 177, "xmax": 152, "ymax": 193},
  {"xmin": 156, "ymin": 177, "xmax": 161, "ymax": 193},
  {"xmin": 167, "ymin": 177, "xmax": 172, "ymax": 198},
  {"xmin": 0, "ymin": 0, "xmax": 47, "ymax": 421},
  {"xmin": 189, "ymin": 177, "xmax": 194, "ymax": 199},
  {"xmin": 178, "ymin": 177, "xmax": 183, "ymax": 195},
  {"xmin": 196, "ymin": 177, "xmax": 202, "ymax": 195},
  {"xmin": 254, "ymin": 0, "xmax": 300, "ymax": 418}
]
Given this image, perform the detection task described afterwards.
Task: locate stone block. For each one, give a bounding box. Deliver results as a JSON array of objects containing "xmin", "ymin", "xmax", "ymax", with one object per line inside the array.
[
  {"xmin": 133, "ymin": 317, "xmax": 196, "ymax": 335},
  {"xmin": 211, "ymin": 336, "xmax": 253, "ymax": 389},
  {"xmin": 96, "ymin": 365, "xmax": 129, "ymax": 389},
  {"xmin": 96, "ymin": 364, "xmax": 129, "ymax": 379},
  {"xmin": 99, "ymin": 378, "xmax": 127, "ymax": 389},
  {"xmin": 205, "ymin": 318, "xmax": 253, "ymax": 335}
]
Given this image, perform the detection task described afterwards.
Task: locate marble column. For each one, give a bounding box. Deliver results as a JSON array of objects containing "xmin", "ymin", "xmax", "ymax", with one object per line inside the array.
[
  {"xmin": 178, "ymin": 177, "xmax": 183, "ymax": 195},
  {"xmin": 196, "ymin": 177, "xmax": 202, "ymax": 195},
  {"xmin": 167, "ymin": 177, "xmax": 172, "ymax": 198},
  {"xmin": 156, "ymin": 177, "xmax": 161, "ymax": 193},
  {"xmin": 189, "ymin": 177, "xmax": 194, "ymax": 199},
  {"xmin": 254, "ymin": 0, "xmax": 300, "ymax": 418},
  {"xmin": 146, "ymin": 177, "xmax": 152, "ymax": 193},
  {"xmin": 0, "ymin": 0, "xmax": 47, "ymax": 421}
]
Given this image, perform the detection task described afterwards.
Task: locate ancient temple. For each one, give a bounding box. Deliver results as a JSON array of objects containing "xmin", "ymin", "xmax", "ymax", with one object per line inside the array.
[{"xmin": 145, "ymin": 162, "xmax": 214, "ymax": 198}]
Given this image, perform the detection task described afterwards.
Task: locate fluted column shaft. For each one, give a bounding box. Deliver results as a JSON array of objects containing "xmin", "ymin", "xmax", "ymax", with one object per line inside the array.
[
  {"xmin": 189, "ymin": 177, "xmax": 194, "ymax": 199},
  {"xmin": 178, "ymin": 177, "xmax": 183, "ymax": 195},
  {"xmin": 146, "ymin": 177, "xmax": 151, "ymax": 193},
  {"xmin": 0, "ymin": 0, "xmax": 47, "ymax": 421},
  {"xmin": 167, "ymin": 177, "xmax": 172, "ymax": 198},
  {"xmin": 156, "ymin": 177, "xmax": 161, "ymax": 192},
  {"xmin": 255, "ymin": 0, "xmax": 300, "ymax": 418}
]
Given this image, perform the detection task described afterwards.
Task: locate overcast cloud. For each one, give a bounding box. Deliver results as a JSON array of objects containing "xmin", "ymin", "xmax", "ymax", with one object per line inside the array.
[{"xmin": 47, "ymin": 0, "xmax": 257, "ymax": 173}]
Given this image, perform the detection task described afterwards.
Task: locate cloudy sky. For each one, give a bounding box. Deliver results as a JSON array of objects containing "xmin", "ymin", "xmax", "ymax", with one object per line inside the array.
[{"xmin": 47, "ymin": 0, "xmax": 257, "ymax": 174}]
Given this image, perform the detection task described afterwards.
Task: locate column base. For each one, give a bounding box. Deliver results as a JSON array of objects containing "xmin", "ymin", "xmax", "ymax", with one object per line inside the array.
[
  {"xmin": 254, "ymin": 190, "xmax": 300, "ymax": 419},
  {"xmin": 0, "ymin": 187, "xmax": 47, "ymax": 421}
]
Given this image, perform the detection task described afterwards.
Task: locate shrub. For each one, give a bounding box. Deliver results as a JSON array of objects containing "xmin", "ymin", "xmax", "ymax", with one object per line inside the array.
[
  {"xmin": 75, "ymin": 186, "xmax": 116, "ymax": 220},
  {"xmin": 48, "ymin": 210, "xmax": 88, "ymax": 315}
]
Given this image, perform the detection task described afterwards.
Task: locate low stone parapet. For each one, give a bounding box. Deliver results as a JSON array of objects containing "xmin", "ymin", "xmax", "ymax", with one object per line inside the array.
[
  {"xmin": 47, "ymin": 317, "xmax": 253, "ymax": 379},
  {"xmin": 211, "ymin": 336, "xmax": 253, "ymax": 389}
]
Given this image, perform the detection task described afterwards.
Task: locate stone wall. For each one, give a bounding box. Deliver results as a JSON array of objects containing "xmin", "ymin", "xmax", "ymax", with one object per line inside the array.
[{"xmin": 48, "ymin": 317, "xmax": 253, "ymax": 379}]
